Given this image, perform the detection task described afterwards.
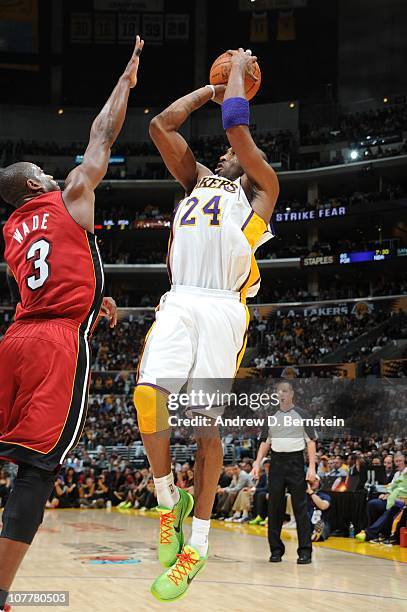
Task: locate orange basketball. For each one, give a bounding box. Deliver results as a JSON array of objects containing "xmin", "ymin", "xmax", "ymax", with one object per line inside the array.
[{"xmin": 209, "ymin": 52, "xmax": 261, "ymax": 101}]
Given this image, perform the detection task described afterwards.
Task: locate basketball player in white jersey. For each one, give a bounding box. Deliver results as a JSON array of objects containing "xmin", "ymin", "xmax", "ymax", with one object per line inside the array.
[{"xmin": 134, "ymin": 49, "xmax": 279, "ymax": 601}]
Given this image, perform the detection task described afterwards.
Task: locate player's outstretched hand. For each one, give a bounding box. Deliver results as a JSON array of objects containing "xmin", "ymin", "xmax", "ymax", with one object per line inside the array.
[
  {"xmin": 227, "ymin": 48, "xmax": 258, "ymax": 82},
  {"xmin": 123, "ymin": 35, "xmax": 145, "ymax": 88},
  {"xmin": 99, "ymin": 296, "xmax": 118, "ymax": 328}
]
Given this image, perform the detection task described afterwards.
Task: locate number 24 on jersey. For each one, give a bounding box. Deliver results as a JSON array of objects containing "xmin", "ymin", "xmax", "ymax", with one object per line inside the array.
[{"xmin": 179, "ymin": 196, "xmax": 222, "ymax": 227}]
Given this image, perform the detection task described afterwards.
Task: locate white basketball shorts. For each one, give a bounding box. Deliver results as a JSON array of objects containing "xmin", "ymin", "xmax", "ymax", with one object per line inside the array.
[{"xmin": 136, "ymin": 285, "xmax": 250, "ymax": 414}]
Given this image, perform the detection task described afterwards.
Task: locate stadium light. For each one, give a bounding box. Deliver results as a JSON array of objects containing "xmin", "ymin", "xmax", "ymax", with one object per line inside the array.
[{"xmin": 350, "ymin": 150, "xmax": 359, "ymax": 160}]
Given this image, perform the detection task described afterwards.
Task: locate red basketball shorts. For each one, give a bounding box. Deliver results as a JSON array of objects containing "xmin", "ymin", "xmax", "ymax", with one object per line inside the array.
[{"xmin": 0, "ymin": 320, "xmax": 91, "ymax": 471}]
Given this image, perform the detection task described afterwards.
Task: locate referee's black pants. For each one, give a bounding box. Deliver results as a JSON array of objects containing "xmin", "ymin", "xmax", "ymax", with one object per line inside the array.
[{"xmin": 268, "ymin": 450, "xmax": 312, "ymax": 558}]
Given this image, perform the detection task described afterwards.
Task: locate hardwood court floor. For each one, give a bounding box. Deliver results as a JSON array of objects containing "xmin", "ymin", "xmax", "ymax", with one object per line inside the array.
[{"xmin": 3, "ymin": 508, "xmax": 407, "ymax": 612}]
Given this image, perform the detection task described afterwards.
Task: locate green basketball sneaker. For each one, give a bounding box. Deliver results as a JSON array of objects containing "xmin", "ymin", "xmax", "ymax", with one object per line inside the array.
[
  {"xmin": 151, "ymin": 545, "xmax": 207, "ymax": 602},
  {"xmin": 156, "ymin": 488, "xmax": 194, "ymax": 567}
]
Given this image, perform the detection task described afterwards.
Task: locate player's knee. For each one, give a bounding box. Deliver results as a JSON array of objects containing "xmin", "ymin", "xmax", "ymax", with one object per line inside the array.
[
  {"xmin": 0, "ymin": 464, "xmax": 55, "ymax": 545},
  {"xmin": 133, "ymin": 384, "xmax": 170, "ymax": 433},
  {"xmin": 196, "ymin": 432, "xmax": 223, "ymax": 456}
]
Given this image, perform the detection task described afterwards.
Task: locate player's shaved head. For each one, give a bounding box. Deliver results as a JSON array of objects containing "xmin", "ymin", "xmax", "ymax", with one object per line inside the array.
[
  {"xmin": 0, "ymin": 162, "xmax": 59, "ymax": 208},
  {"xmin": 0, "ymin": 162, "xmax": 38, "ymax": 207}
]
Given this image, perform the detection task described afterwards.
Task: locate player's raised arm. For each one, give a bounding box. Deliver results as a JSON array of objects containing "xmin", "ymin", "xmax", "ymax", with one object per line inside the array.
[
  {"xmin": 149, "ymin": 84, "xmax": 225, "ymax": 194},
  {"xmin": 222, "ymin": 49, "xmax": 279, "ymax": 223},
  {"xmin": 63, "ymin": 36, "xmax": 144, "ymax": 232}
]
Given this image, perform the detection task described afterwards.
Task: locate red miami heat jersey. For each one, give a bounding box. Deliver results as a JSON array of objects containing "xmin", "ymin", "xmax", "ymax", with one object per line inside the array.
[{"xmin": 3, "ymin": 190, "xmax": 104, "ymax": 331}]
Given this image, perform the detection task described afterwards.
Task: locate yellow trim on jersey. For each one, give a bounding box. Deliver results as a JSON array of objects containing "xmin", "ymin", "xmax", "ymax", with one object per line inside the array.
[
  {"xmin": 242, "ymin": 210, "xmax": 268, "ymax": 248},
  {"xmin": 235, "ymin": 305, "xmax": 251, "ymax": 375},
  {"xmin": 240, "ymin": 256, "xmax": 260, "ymax": 303},
  {"xmin": 239, "ymin": 211, "xmax": 268, "ymax": 302}
]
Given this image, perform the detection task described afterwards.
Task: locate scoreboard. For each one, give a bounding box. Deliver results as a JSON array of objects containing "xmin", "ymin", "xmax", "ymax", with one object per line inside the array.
[
  {"xmin": 302, "ymin": 248, "xmax": 402, "ymax": 267},
  {"xmin": 70, "ymin": 10, "xmax": 189, "ymax": 45}
]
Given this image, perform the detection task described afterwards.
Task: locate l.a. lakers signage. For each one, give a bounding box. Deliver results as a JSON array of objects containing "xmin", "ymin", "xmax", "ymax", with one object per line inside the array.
[{"xmin": 250, "ymin": 295, "xmax": 407, "ymax": 320}]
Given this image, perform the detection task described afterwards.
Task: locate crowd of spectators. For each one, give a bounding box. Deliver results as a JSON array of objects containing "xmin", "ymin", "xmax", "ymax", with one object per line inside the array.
[
  {"xmin": 258, "ymin": 278, "xmax": 407, "ymax": 304},
  {"xmin": 91, "ymin": 212, "xmax": 405, "ymax": 265},
  {"xmin": 1, "ymin": 285, "xmax": 406, "ymax": 369},
  {"xmin": 95, "ymin": 204, "xmax": 171, "ymax": 228},
  {"xmin": 0, "ymin": 130, "xmax": 293, "ymax": 174},
  {"xmin": 3, "ymin": 183, "xmax": 397, "ymax": 266},
  {"xmin": 344, "ymin": 310, "xmax": 407, "ymax": 363},
  {"xmin": 190, "ymin": 130, "xmax": 294, "ymax": 169},
  {"xmin": 1, "ymin": 269, "xmax": 405, "ymax": 310},
  {"xmin": 93, "ymin": 235, "xmax": 406, "ymax": 265},
  {"xmin": 92, "ymin": 185, "xmax": 407, "ymax": 234},
  {"xmin": 86, "ymin": 307, "xmax": 407, "ymax": 372},
  {"xmin": 90, "ymin": 311, "xmax": 154, "ymax": 372},
  {"xmin": 2, "ymin": 101, "xmax": 407, "ymax": 178},
  {"xmin": 98, "ymin": 242, "xmax": 166, "ymax": 265},
  {"xmin": 300, "ymin": 101, "xmax": 407, "ymax": 146},
  {"xmin": 1, "ymin": 139, "xmax": 157, "ymax": 160},
  {"xmin": 274, "ymin": 184, "xmax": 405, "ymax": 217},
  {"xmin": 295, "ymin": 140, "xmax": 407, "ymax": 171},
  {"xmin": 248, "ymin": 309, "xmax": 407, "ymax": 368}
]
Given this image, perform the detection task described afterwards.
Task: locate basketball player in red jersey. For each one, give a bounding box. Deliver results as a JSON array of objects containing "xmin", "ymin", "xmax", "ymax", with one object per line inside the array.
[{"xmin": 0, "ymin": 36, "xmax": 144, "ymax": 612}]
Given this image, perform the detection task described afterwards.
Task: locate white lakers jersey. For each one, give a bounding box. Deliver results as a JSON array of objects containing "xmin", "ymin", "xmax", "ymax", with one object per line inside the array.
[{"xmin": 167, "ymin": 176, "xmax": 274, "ymax": 300}]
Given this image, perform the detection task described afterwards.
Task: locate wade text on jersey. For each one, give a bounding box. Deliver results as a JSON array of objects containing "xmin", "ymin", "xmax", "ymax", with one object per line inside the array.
[{"xmin": 12, "ymin": 213, "xmax": 50, "ymax": 244}]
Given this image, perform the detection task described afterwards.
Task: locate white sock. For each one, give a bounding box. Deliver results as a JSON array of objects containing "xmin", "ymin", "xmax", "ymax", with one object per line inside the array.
[
  {"xmin": 189, "ymin": 516, "xmax": 210, "ymax": 557},
  {"xmin": 154, "ymin": 473, "xmax": 180, "ymax": 509}
]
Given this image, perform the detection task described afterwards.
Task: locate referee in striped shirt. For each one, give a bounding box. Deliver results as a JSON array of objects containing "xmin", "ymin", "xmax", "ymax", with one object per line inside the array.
[{"xmin": 253, "ymin": 380, "xmax": 318, "ymax": 564}]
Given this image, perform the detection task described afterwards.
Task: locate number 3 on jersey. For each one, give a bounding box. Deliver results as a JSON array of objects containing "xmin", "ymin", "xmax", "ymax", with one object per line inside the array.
[
  {"xmin": 26, "ymin": 238, "xmax": 51, "ymax": 290},
  {"xmin": 179, "ymin": 196, "xmax": 222, "ymax": 227}
]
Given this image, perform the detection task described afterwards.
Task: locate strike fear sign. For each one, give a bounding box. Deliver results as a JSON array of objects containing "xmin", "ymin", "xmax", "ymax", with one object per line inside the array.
[{"xmin": 275, "ymin": 207, "xmax": 346, "ymax": 222}]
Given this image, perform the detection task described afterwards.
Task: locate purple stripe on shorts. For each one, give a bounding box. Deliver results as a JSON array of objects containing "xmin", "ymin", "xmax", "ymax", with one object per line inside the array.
[{"xmin": 134, "ymin": 382, "xmax": 171, "ymax": 396}]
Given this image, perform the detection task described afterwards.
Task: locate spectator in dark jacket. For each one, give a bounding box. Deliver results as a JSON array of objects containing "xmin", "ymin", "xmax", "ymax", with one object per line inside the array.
[
  {"xmin": 306, "ymin": 476, "xmax": 331, "ymax": 541},
  {"xmin": 250, "ymin": 460, "xmax": 270, "ymax": 525}
]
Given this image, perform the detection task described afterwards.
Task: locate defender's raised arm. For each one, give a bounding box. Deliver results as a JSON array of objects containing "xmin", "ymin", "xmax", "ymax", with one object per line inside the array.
[{"xmin": 63, "ymin": 36, "xmax": 144, "ymax": 232}]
